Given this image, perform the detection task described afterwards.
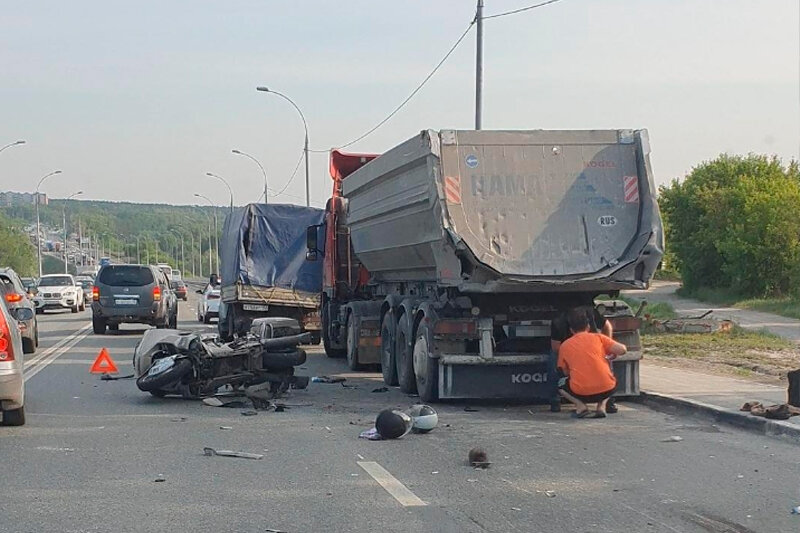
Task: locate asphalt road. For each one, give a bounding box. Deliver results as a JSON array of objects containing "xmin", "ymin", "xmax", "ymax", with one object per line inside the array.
[{"xmin": 2, "ymin": 294, "xmax": 799, "ymax": 533}]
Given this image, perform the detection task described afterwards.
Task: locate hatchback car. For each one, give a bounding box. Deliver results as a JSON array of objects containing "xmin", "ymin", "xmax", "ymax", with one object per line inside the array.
[
  {"xmin": 0, "ymin": 268, "xmax": 38, "ymax": 354},
  {"xmin": 0, "ymin": 303, "xmax": 33, "ymax": 425},
  {"xmin": 91, "ymin": 264, "xmax": 178, "ymax": 334},
  {"xmin": 170, "ymin": 280, "xmax": 188, "ymax": 301},
  {"xmin": 196, "ymin": 285, "xmax": 220, "ymax": 324}
]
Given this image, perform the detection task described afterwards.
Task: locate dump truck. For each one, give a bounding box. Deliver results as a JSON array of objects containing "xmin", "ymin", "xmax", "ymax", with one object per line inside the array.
[
  {"xmin": 306, "ymin": 129, "xmax": 663, "ymax": 403},
  {"xmin": 219, "ymin": 203, "xmax": 325, "ymax": 342}
]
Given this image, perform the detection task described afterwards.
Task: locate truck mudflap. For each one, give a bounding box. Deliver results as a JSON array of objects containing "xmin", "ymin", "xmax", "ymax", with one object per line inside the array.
[{"xmin": 436, "ymin": 352, "xmax": 641, "ymax": 400}]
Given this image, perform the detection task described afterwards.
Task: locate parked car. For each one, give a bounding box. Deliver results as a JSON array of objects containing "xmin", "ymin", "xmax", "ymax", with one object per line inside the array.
[
  {"xmin": 76, "ymin": 278, "xmax": 94, "ymax": 307},
  {"xmin": 0, "ymin": 268, "xmax": 38, "ymax": 354},
  {"xmin": 170, "ymin": 280, "xmax": 188, "ymax": 301},
  {"xmin": 91, "ymin": 264, "xmax": 177, "ymax": 334},
  {"xmin": 0, "ymin": 302, "xmax": 34, "ymax": 425},
  {"xmin": 196, "ymin": 285, "xmax": 220, "ymax": 324},
  {"xmin": 32, "ymin": 274, "xmax": 85, "ymax": 314},
  {"xmin": 20, "ymin": 277, "xmax": 37, "ymax": 297}
]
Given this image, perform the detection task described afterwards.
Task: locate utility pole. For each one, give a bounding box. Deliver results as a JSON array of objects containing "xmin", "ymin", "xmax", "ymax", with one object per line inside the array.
[{"xmin": 475, "ymin": 0, "xmax": 484, "ymax": 130}]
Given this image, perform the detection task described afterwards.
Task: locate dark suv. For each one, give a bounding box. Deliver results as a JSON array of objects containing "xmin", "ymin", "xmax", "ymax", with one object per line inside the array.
[{"xmin": 91, "ymin": 264, "xmax": 178, "ymax": 334}]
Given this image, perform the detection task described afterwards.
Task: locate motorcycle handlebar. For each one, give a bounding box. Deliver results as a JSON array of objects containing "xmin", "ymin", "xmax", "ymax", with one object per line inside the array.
[{"xmin": 260, "ymin": 332, "xmax": 311, "ymax": 350}]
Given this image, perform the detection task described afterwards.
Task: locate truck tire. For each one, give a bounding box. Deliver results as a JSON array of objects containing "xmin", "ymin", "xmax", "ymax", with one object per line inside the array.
[
  {"xmin": 322, "ymin": 301, "xmax": 345, "ymax": 358},
  {"xmin": 346, "ymin": 314, "xmax": 363, "ymax": 371},
  {"xmin": 136, "ymin": 358, "xmax": 193, "ymax": 392},
  {"xmin": 2, "ymin": 406, "xmax": 25, "ymax": 426},
  {"xmin": 92, "ymin": 316, "xmax": 107, "ymax": 334},
  {"xmin": 380, "ymin": 311, "xmax": 399, "ymax": 386},
  {"xmin": 413, "ymin": 321, "xmax": 439, "ymax": 403},
  {"xmin": 395, "ymin": 312, "xmax": 417, "ymax": 394}
]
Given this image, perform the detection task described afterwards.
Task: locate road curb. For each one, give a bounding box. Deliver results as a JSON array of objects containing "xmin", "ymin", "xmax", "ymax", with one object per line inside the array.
[{"xmin": 634, "ymin": 391, "xmax": 800, "ymax": 442}]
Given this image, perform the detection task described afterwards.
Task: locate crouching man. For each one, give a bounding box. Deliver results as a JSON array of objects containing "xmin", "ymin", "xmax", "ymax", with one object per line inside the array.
[{"xmin": 557, "ymin": 308, "xmax": 627, "ymax": 418}]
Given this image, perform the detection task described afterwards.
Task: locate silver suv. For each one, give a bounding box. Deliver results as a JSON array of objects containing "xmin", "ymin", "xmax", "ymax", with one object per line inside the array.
[{"xmin": 91, "ymin": 264, "xmax": 177, "ymax": 334}]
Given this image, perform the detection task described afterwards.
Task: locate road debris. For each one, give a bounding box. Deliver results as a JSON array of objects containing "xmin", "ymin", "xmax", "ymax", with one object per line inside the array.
[
  {"xmin": 544, "ymin": 490, "xmax": 556, "ymax": 498},
  {"xmin": 375, "ymin": 409, "xmax": 413, "ymax": 439},
  {"xmin": 371, "ymin": 387, "xmax": 389, "ymax": 393},
  {"xmin": 265, "ymin": 528, "xmax": 286, "ymax": 533},
  {"xmin": 464, "ymin": 406, "xmax": 480, "ymax": 412},
  {"xmin": 100, "ymin": 373, "xmax": 134, "ymax": 380},
  {"xmin": 202, "ymin": 397, "xmax": 250, "ymax": 408},
  {"xmin": 240, "ymin": 410, "xmax": 259, "ymax": 416},
  {"xmin": 740, "ymin": 401, "xmax": 800, "ymax": 420},
  {"xmin": 154, "ymin": 475, "xmax": 165, "ymax": 483},
  {"xmin": 469, "ymin": 447, "xmax": 491, "ymax": 468},
  {"xmin": 219, "ymin": 426, "xmax": 233, "ymax": 430},
  {"xmin": 202, "ymin": 447, "xmax": 264, "ymax": 460},
  {"xmin": 311, "ymin": 376, "xmax": 346, "ymax": 384},
  {"xmin": 791, "ymin": 506, "xmax": 800, "ymax": 515},
  {"xmin": 360, "ymin": 428, "xmax": 382, "ymax": 440},
  {"xmin": 662, "ymin": 436, "xmax": 684, "ymax": 442},
  {"xmin": 511, "ymin": 507, "xmax": 521, "ymax": 512},
  {"xmin": 170, "ymin": 417, "xmax": 188, "ymax": 422}
]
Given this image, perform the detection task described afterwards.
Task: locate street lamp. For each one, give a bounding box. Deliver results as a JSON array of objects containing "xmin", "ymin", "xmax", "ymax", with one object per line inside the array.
[
  {"xmin": 35, "ymin": 170, "xmax": 62, "ymax": 277},
  {"xmin": 232, "ymin": 149, "xmax": 268, "ymax": 203},
  {"xmin": 205, "ymin": 172, "xmax": 234, "ymax": 213},
  {"xmin": 193, "ymin": 207, "xmax": 213, "ymax": 277},
  {"xmin": 0, "ymin": 140, "xmax": 26, "ymax": 155},
  {"xmin": 62, "ymin": 191, "xmax": 83, "ymax": 273},
  {"xmin": 256, "ymin": 86, "xmax": 310, "ymax": 207},
  {"xmin": 194, "ymin": 193, "xmax": 219, "ymax": 275}
]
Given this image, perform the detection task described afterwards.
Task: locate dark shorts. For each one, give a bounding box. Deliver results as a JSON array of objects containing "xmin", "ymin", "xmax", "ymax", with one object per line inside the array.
[{"xmin": 559, "ymin": 378, "xmax": 615, "ymax": 404}]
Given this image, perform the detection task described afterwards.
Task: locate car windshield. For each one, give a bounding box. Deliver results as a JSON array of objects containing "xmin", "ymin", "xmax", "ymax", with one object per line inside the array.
[
  {"xmin": 38, "ymin": 276, "xmax": 73, "ymax": 287},
  {"xmin": 98, "ymin": 266, "xmax": 154, "ymax": 287}
]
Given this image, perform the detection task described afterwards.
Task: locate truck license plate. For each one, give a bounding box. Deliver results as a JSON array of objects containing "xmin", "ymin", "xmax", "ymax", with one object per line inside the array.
[
  {"xmin": 243, "ymin": 304, "xmax": 269, "ymax": 312},
  {"xmin": 115, "ymin": 299, "xmax": 137, "ymax": 305}
]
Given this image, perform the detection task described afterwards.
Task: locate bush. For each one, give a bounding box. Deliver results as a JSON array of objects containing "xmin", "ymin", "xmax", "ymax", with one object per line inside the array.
[
  {"xmin": 0, "ymin": 212, "xmax": 36, "ymax": 276},
  {"xmin": 659, "ymin": 154, "xmax": 800, "ymax": 298}
]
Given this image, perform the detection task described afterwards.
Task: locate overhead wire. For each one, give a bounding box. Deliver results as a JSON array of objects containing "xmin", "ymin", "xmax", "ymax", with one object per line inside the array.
[{"xmin": 483, "ymin": 0, "xmax": 565, "ymax": 19}]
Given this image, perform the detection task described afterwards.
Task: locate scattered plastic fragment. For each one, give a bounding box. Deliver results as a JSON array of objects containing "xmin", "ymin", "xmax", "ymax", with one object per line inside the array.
[
  {"xmin": 203, "ymin": 397, "xmax": 250, "ymax": 408},
  {"xmin": 662, "ymin": 436, "xmax": 683, "ymax": 442},
  {"xmin": 511, "ymin": 507, "xmax": 521, "ymax": 511},
  {"xmin": 544, "ymin": 490, "xmax": 556, "ymax": 498},
  {"xmin": 311, "ymin": 376, "xmax": 345, "ymax": 384},
  {"xmin": 154, "ymin": 475, "xmax": 165, "ymax": 483},
  {"xmin": 220, "ymin": 426, "xmax": 233, "ymax": 430},
  {"xmin": 791, "ymin": 506, "xmax": 800, "ymax": 515},
  {"xmin": 372, "ymin": 387, "xmax": 389, "ymax": 393},
  {"xmin": 265, "ymin": 529, "xmax": 286, "ymax": 533},
  {"xmin": 464, "ymin": 406, "xmax": 480, "ymax": 412},
  {"xmin": 100, "ymin": 373, "xmax": 134, "ymax": 380},
  {"xmin": 359, "ymin": 428, "xmax": 382, "ymax": 440},
  {"xmin": 170, "ymin": 417, "xmax": 187, "ymax": 422},
  {"xmin": 431, "ymin": 471, "xmax": 439, "ymax": 475},
  {"xmin": 240, "ymin": 410, "xmax": 258, "ymax": 416},
  {"xmin": 202, "ymin": 447, "xmax": 263, "ymax": 460}
]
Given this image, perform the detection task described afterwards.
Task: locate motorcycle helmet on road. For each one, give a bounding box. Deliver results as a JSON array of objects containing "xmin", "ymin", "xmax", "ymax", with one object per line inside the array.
[
  {"xmin": 375, "ymin": 409, "xmax": 413, "ymax": 439},
  {"xmin": 406, "ymin": 404, "xmax": 438, "ymax": 433}
]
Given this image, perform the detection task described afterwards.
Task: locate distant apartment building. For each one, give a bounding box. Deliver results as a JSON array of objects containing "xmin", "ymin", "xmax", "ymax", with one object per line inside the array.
[{"xmin": 0, "ymin": 191, "xmax": 48, "ymax": 206}]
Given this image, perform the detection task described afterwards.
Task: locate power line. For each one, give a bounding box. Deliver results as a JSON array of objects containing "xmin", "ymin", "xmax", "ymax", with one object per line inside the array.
[
  {"xmin": 329, "ymin": 20, "xmax": 476, "ymax": 151},
  {"xmin": 483, "ymin": 0, "xmax": 565, "ymax": 19},
  {"xmin": 270, "ymin": 150, "xmax": 305, "ymax": 199}
]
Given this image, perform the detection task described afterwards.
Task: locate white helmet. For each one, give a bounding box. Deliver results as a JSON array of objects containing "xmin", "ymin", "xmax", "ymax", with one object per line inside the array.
[{"xmin": 406, "ymin": 404, "xmax": 438, "ymax": 433}]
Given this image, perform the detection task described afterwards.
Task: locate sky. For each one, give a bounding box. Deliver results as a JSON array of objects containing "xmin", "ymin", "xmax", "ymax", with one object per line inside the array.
[{"xmin": 0, "ymin": 0, "xmax": 798, "ymax": 208}]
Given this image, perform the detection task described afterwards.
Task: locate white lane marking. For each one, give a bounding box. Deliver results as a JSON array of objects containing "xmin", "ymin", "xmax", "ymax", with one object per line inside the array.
[
  {"xmin": 23, "ymin": 323, "xmax": 92, "ymax": 370},
  {"xmin": 24, "ymin": 323, "xmax": 92, "ymax": 380},
  {"xmin": 357, "ymin": 461, "xmax": 427, "ymax": 507},
  {"xmin": 28, "ymin": 358, "xmax": 132, "ymax": 366}
]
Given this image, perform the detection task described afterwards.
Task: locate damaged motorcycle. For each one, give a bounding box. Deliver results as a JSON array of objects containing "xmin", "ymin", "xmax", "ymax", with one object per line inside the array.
[{"xmin": 133, "ymin": 317, "xmax": 310, "ymax": 399}]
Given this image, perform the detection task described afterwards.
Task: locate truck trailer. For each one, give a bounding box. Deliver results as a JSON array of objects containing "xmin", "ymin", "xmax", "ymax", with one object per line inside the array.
[
  {"xmin": 219, "ymin": 203, "xmax": 325, "ymax": 342},
  {"xmin": 306, "ymin": 129, "xmax": 663, "ymax": 403}
]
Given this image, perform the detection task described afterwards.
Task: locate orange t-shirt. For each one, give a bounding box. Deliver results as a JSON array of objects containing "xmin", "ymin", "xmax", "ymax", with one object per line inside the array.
[{"xmin": 557, "ymin": 331, "xmax": 617, "ymax": 396}]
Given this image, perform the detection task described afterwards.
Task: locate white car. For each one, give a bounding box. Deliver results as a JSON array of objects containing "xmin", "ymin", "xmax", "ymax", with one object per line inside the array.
[
  {"xmin": 33, "ymin": 274, "xmax": 85, "ymax": 314},
  {"xmin": 0, "ymin": 304, "xmax": 33, "ymax": 425},
  {"xmin": 196, "ymin": 285, "xmax": 220, "ymax": 324}
]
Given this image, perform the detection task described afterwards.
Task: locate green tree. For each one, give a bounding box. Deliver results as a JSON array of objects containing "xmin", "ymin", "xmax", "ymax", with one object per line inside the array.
[
  {"xmin": 659, "ymin": 154, "xmax": 800, "ymax": 297},
  {"xmin": 0, "ymin": 212, "xmax": 36, "ymax": 276}
]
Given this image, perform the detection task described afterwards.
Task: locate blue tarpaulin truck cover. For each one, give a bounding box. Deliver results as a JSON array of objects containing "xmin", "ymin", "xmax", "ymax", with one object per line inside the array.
[{"xmin": 220, "ymin": 203, "xmax": 325, "ymax": 294}]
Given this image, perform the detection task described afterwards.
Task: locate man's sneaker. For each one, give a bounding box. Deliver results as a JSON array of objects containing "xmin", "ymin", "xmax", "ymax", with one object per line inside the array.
[{"xmin": 606, "ymin": 399, "xmax": 618, "ymax": 414}]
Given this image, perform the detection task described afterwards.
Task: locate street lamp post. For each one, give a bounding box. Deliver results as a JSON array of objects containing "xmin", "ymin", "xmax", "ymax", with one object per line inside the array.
[
  {"xmin": 0, "ymin": 140, "xmax": 26, "ymax": 155},
  {"xmin": 195, "ymin": 194, "xmax": 219, "ymax": 274},
  {"xmin": 181, "ymin": 217, "xmax": 197, "ymax": 278},
  {"xmin": 232, "ymin": 149, "xmax": 268, "ymax": 203},
  {"xmin": 35, "ymin": 170, "xmax": 62, "ymax": 277},
  {"xmin": 256, "ymin": 86, "xmax": 310, "ymax": 207},
  {"xmin": 205, "ymin": 172, "xmax": 234, "ymax": 213},
  {"xmin": 136, "ymin": 235, "xmax": 141, "ymax": 264},
  {"xmin": 62, "ymin": 191, "xmax": 83, "ymax": 273},
  {"xmin": 193, "ymin": 207, "xmax": 213, "ymax": 277}
]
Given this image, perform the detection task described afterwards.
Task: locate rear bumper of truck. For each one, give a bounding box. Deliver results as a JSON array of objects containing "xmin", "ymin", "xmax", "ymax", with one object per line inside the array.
[{"xmin": 436, "ymin": 352, "xmax": 640, "ymax": 400}]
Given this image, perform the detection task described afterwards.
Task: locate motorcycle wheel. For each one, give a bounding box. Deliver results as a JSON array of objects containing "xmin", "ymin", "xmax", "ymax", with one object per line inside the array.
[{"xmin": 136, "ymin": 358, "xmax": 193, "ymax": 392}]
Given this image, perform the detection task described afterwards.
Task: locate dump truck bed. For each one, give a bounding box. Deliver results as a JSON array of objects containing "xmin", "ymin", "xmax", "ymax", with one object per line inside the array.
[{"xmin": 342, "ymin": 129, "xmax": 663, "ymax": 292}]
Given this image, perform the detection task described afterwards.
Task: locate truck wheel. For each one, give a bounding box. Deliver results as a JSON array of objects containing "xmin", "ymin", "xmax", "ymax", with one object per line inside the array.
[
  {"xmin": 2, "ymin": 406, "xmax": 25, "ymax": 426},
  {"xmin": 413, "ymin": 321, "xmax": 439, "ymax": 403},
  {"xmin": 346, "ymin": 314, "xmax": 363, "ymax": 371},
  {"xmin": 92, "ymin": 316, "xmax": 107, "ymax": 334},
  {"xmin": 395, "ymin": 312, "xmax": 417, "ymax": 394},
  {"xmin": 380, "ymin": 311, "xmax": 398, "ymax": 386}
]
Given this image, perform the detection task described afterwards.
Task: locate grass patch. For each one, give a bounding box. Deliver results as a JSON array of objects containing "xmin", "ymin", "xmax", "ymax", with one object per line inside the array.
[
  {"xmin": 678, "ymin": 286, "xmax": 800, "ymax": 321},
  {"xmin": 618, "ymin": 295, "xmax": 677, "ymax": 321},
  {"xmin": 641, "ymin": 326, "xmax": 799, "ymax": 378}
]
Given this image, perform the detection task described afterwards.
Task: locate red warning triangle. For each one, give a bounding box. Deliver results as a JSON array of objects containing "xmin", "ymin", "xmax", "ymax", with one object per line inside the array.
[{"xmin": 90, "ymin": 348, "xmax": 119, "ymax": 374}]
